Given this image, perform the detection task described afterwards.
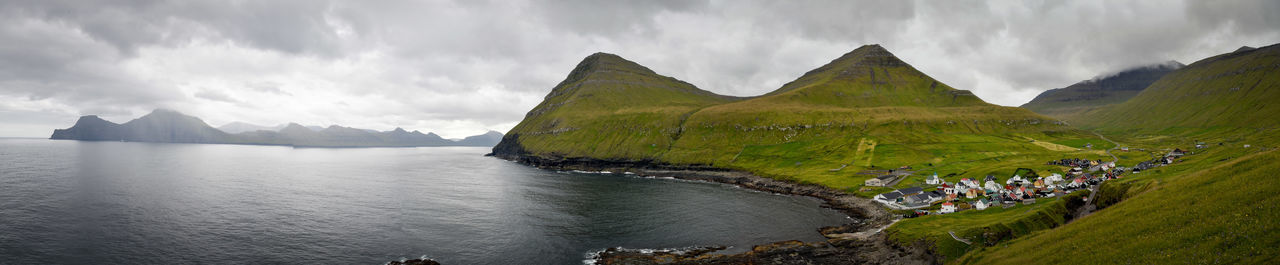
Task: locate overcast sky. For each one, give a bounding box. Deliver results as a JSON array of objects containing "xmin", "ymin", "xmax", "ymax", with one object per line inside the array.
[{"xmin": 1, "ymin": 0, "xmax": 1278, "ymax": 138}]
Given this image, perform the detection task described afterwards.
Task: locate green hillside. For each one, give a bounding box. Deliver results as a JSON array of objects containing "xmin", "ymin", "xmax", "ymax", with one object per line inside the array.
[
  {"xmin": 1021, "ymin": 62, "xmax": 1181, "ymax": 119},
  {"xmin": 957, "ymin": 143, "xmax": 1278, "ymax": 264},
  {"xmin": 932, "ymin": 44, "xmax": 1280, "ymax": 263},
  {"xmin": 493, "ymin": 52, "xmax": 740, "ymax": 160},
  {"xmin": 659, "ymin": 45, "xmax": 1097, "ymax": 189},
  {"xmin": 1068, "ymin": 44, "xmax": 1280, "ymax": 132},
  {"xmin": 497, "ymin": 45, "xmax": 1105, "ymax": 190}
]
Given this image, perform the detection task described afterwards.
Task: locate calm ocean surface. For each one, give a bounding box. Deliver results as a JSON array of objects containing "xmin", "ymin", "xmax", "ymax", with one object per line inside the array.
[{"xmin": 0, "ymin": 139, "xmax": 850, "ymax": 264}]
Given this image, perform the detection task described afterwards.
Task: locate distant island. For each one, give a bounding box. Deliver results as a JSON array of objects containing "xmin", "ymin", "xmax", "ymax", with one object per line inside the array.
[{"xmin": 50, "ymin": 109, "xmax": 503, "ymax": 147}]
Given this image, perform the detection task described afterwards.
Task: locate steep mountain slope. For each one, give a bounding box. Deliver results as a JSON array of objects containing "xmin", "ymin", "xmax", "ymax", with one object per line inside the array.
[
  {"xmin": 493, "ymin": 52, "xmax": 740, "ymax": 160},
  {"xmin": 496, "ymin": 45, "xmax": 1103, "ymax": 189},
  {"xmin": 1071, "ymin": 44, "xmax": 1280, "ymax": 132},
  {"xmin": 1021, "ymin": 62, "xmax": 1183, "ymax": 119}
]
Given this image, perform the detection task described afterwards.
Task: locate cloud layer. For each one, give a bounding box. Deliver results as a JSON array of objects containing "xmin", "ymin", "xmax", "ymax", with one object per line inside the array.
[{"xmin": 1, "ymin": 0, "xmax": 1278, "ymax": 138}]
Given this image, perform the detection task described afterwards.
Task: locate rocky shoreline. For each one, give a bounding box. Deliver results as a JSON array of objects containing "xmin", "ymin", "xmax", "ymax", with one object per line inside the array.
[{"xmin": 489, "ymin": 148, "xmax": 937, "ymax": 264}]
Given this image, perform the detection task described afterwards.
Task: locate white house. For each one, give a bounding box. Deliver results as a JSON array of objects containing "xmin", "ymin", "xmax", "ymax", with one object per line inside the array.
[
  {"xmin": 940, "ymin": 202, "xmax": 956, "ymax": 213},
  {"xmin": 984, "ymin": 180, "xmax": 1002, "ymax": 192},
  {"xmin": 925, "ymin": 173, "xmax": 941, "ymax": 185},
  {"xmin": 974, "ymin": 199, "xmax": 991, "ymax": 210},
  {"xmin": 1045, "ymin": 173, "xmax": 1064, "ymax": 184},
  {"xmin": 1006, "ymin": 175, "xmax": 1024, "ymax": 185},
  {"xmin": 960, "ymin": 178, "xmax": 978, "ymax": 188}
]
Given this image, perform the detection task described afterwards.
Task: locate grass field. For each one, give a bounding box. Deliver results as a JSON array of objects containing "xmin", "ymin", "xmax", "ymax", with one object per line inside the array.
[{"xmin": 956, "ymin": 146, "xmax": 1278, "ymax": 264}]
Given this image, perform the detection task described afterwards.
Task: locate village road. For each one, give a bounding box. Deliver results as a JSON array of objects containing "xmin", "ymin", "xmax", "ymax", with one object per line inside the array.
[{"xmin": 1092, "ymin": 131, "xmax": 1120, "ymax": 163}]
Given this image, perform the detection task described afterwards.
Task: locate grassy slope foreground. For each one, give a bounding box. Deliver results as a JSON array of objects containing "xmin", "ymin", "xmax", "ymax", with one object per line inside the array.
[
  {"xmin": 953, "ymin": 44, "xmax": 1280, "ymax": 263},
  {"xmin": 958, "ymin": 147, "xmax": 1278, "ymax": 264},
  {"xmin": 497, "ymin": 45, "xmax": 1107, "ymax": 191}
]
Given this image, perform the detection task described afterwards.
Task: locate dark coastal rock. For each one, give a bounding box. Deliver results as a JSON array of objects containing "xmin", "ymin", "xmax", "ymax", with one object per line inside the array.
[
  {"xmin": 595, "ymin": 238, "xmax": 934, "ymax": 265},
  {"xmin": 386, "ymin": 258, "xmax": 441, "ymax": 265}
]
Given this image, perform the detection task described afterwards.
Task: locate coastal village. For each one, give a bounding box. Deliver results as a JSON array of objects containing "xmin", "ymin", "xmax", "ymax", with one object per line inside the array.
[{"xmin": 865, "ymin": 146, "xmax": 1191, "ymax": 216}]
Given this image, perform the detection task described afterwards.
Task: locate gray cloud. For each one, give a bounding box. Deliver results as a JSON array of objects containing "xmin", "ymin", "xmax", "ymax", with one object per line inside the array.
[
  {"xmin": 194, "ymin": 88, "xmax": 238, "ymax": 103},
  {"xmin": 0, "ymin": 0, "xmax": 1278, "ymax": 138}
]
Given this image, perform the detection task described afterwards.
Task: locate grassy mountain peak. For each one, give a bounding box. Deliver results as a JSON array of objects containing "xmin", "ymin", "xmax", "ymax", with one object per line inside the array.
[{"xmin": 761, "ymin": 44, "xmax": 986, "ymax": 107}]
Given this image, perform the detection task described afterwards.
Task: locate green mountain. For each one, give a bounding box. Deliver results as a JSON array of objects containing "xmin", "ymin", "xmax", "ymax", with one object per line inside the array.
[
  {"xmin": 492, "ymin": 52, "xmax": 740, "ymax": 161},
  {"xmin": 1068, "ymin": 44, "xmax": 1280, "ymax": 133},
  {"xmin": 51, "ymin": 109, "xmax": 501, "ymax": 147},
  {"xmin": 496, "ymin": 45, "xmax": 1103, "ymax": 189},
  {"xmin": 1021, "ymin": 61, "xmax": 1183, "ymax": 119}
]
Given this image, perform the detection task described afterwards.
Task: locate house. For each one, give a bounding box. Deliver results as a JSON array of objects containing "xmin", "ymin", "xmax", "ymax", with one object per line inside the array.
[
  {"xmin": 940, "ymin": 202, "xmax": 956, "ymax": 213},
  {"xmin": 946, "ymin": 193, "xmax": 959, "ymax": 201},
  {"xmin": 1045, "ymin": 173, "xmax": 1064, "ymax": 184},
  {"xmin": 1023, "ymin": 198, "xmax": 1037, "ymax": 205},
  {"xmin": 1169, "ymin": 148, "xmax": 1186, "ymax": 157},
  {"xmin": 960, "ymin": 178, "xmax": 978, "ymax": 188},
  {"xmin": 1006, "ymin": 175, "xmax": 1024, "ymax": 185},
  {"xmin": 874, "ymin": 191, "xmax": 905, "ymax": 203},
  {"xmin": 925, "ymin": 172, "xmax": 941, "ymax": 185},
  {"xmin": 941, "ymin": 183, "xmax": 955, "ymax": 194},
  {"xmin": 1244, "ymin": 144, "xmax": 1252, "ymax": 148},
  {"xmin": 865, "ymin": 175, "xmax": 895, "ymax": 187},
  {"xmin": 1120, "ymin": 147, "xmax": 1129, "ymax": 152},
  {"xmin": 898, "ymin": 187, "xmax": 925, "ymax": 197},
  {"xmin": 984, "ymin": 175, "xmax": 998, "ymax": 182},
  {"xmin": 1069, "ymin": 167, "xmax": 1083, "ymax": 175},
  {"xmin": 1033, "ymin": 178, "xmax": 1045, "ymax": 188},
  {"xmin": 974, "ymin": 199, "xmax": 991, "ymax": 210},
  {"xmin": 965, "ymin": 188, "xmax": 978, "ymax": 199},
  {"xmin": 1070, "ymin": 177, "xmax": 1086, "ymax": 188},
  {"xmin": 984, "ymin": 180, "xmax": 1002, "ymax": 192},
  {"xmin": 904, "ymin": 193, "xmax": 935, "ymax": 206}
]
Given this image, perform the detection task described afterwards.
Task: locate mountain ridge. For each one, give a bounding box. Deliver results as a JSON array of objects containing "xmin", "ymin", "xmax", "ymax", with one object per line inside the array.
[
  {"xmin": 496, "ymin": 44, "xmax": 1100, "ymax": 190},
  {"xmin": 1021, "ymin": 61, "xmax": 1183, "ymax": 119},
  {"xmin": 51, "ymin": 109, "xmax": 503, "ymax": 147}
]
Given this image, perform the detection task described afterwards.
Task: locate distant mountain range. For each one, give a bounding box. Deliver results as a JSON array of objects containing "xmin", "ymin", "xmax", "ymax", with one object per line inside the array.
[
  {"xmin": 50, "ymin": 109, "xmax": 503, "ymax": 147},
  {"xmin": 1021, "ymin": 61, "xmax": 1183, "ymax": 119}
]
